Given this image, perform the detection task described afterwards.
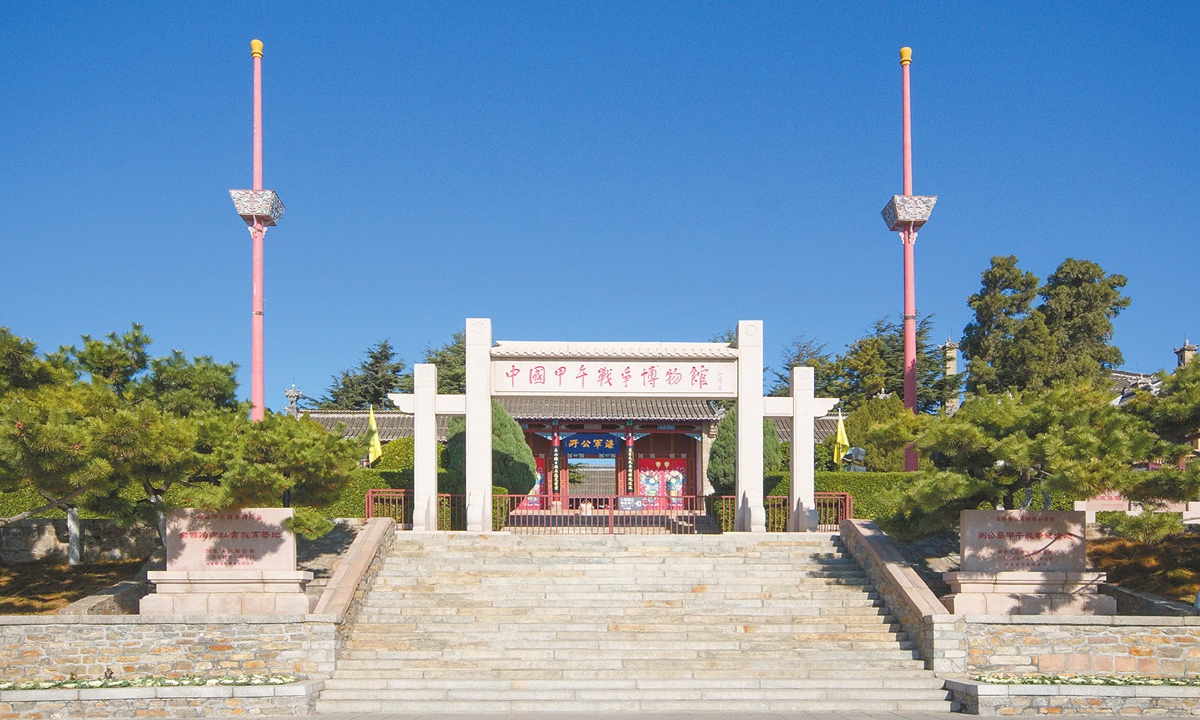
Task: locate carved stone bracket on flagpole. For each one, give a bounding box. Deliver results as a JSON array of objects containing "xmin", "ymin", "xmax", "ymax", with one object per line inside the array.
[{"xmin": 763, "ymin": 366, "xmax": 839, "ymax": 532}]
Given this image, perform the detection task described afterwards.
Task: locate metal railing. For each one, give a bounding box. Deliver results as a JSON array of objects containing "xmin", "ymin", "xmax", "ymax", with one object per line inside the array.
[
  {"xmin": 815, "ymin": 492, "xmax": 854, "ymax": 530},
  {"xmin": 366, "ymin": 488, "xmax": 853, "ymax": 533},
  {"xmin": 364, "ymin": 489, "xmax": 467, "ymax": 531},
  {"xmin": 439, "ymin": 493, "xmax": 467, "ymax": 531},
  {"xmin": 365, "ymin": 488, "xmax": 411, "ymax": 526},
  {"xmin": 709, "ymin": 493, "xmax": 854, "ymax": 532},
  {"xmin": 493, "ymin": 495, "xmax": 709, "ymax": 535}
]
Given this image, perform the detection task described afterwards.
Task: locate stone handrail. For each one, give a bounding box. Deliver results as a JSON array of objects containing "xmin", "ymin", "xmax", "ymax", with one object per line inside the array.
[
  {"xmin": 839, "ymin": 518, "xmax": 966, "ymax": 673},
  {"xmin": 311, "ymin": 517, "xmax": 394, "ymax": 617}
]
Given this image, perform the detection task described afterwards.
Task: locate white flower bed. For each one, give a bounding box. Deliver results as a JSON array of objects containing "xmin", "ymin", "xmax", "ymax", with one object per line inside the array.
[
  {"xmin": 0, "ymin": 673, "xmax": 299, "ymax": 691},
  {"xmin": 975, "ymin": 673, "xmax": 1200, "ymax": 686}
]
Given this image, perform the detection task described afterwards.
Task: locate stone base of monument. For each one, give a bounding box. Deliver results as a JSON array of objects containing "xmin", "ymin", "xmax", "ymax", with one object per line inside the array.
[
  {"xmin": 941, "ymin": 571, "xmax": 1117, "ymax": 615},
  {"xmin": 140, "ymin": 570, "xmax": 317, "ymax": 615}
]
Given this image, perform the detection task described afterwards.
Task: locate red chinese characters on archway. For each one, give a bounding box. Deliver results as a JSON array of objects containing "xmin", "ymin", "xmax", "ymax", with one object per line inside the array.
[{"xmin": 492, "ymin": 360, "xmax": 735, "ymax": 396}]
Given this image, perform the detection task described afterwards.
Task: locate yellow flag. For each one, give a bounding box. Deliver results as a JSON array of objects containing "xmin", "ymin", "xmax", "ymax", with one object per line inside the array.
[
  {"xmin": 833, "ymin": 410, "xmax": 850, "ymax": 466},
  {"xmin": 367, "ymin": 406, "xmax": 383, "ymax": 465}
]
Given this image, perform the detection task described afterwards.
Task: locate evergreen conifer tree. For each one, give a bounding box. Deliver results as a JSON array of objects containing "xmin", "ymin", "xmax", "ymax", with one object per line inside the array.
[
  {"xmin": 442, "ymin": 401, "xmax": 537, "ymax": 494},
  {"xmin": 317, "ymin": 340, "xmax": 409, "ymax": 409},
  {"xmin": 705, "ymin": 408, "xmax": 783, "ymax": 496}
]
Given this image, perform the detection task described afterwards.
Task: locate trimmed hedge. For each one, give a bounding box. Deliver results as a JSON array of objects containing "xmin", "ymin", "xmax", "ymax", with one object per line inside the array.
[{"xmin": 763, "ymin": 471, "xmax": 930, "ymax": 520}]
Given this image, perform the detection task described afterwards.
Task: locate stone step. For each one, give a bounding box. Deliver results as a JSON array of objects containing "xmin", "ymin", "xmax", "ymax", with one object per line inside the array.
[
  {"xmin": 325, "ymin": 533, "xmax": 949, "ymax": 714},
  {"xmin": 317, "ymin": 686, "xmax": 947, "ymax": 702},
  {"xmin": 329, "ymin": 661, "xmax": 933, "ymax": 678},
  {"xmin": 350, "ymin": 607, "xmax": 897, "ymax": 619},
  {"xmin": 329, "ymin": 666, "xmax": 934, "ymax": 680},
  {"xmin": 333, "ymin": 647, "xmax": 922, "ymax": 662},
  {"xmin": 313, "ymin": 698, "xmax": 953, "ymax": 714},
  {"xmin": 382, "ymin": 556, "xmax": 855, "ymax": 565},
  {"xmin": 347, "ymin": 621, "xmax": 904, "ymax": 635},
  {"xmin": 366, "ymin": 588, "xmax": 881, "ymax": 599},
  {"xmin": 340, "ymin": 645, "xmax": 917, "ymax": 660},
  {"xmin": 355, "ymin": 592, "xmax": 883, "ymax": 604},
  {"xmin": 344, "ymin": 623, "xmax": 910, "ymax": 637},
  {"xmin": 321, "ymin": 676, "xmax": 947, "ymax": 690},
  {"xmin": 378, "ymin": 568, "xmax": 865, "ymax": 578}
]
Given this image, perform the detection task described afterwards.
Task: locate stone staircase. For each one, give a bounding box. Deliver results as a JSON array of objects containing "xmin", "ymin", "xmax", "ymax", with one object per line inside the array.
[{"xmin": 316, "ymin": 532, "xmax": 952, "ymax": 713}]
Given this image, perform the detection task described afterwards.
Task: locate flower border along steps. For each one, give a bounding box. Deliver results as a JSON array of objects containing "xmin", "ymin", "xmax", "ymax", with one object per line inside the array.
[
  {"xmin": 315, "ymin": 532, "xmax": 953, "ymax": 714},
  {"xmin": 0, "ymin": 679, "xmax": 323, "ymax": 718}
]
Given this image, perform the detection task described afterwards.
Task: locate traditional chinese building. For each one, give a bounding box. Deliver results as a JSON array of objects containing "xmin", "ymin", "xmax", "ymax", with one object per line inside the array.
[{"xmin": 303, "ymin": 398, "xmax": 837, "ymax": 497}]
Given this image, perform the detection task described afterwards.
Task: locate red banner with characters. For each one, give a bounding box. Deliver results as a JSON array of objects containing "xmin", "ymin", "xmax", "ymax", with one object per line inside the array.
[{"xmin": 636, "ymin": 458, "xmax": 687, "ymax": 508}]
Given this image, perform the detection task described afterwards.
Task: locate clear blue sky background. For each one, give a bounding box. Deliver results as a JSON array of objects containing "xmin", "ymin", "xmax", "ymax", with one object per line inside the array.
[{"xmin": 2, "ymin": 2, "xmax": 1197, "ymax": 410}]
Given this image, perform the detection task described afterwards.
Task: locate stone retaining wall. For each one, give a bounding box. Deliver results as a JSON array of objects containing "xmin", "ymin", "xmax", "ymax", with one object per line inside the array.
[
  {"xmin": 0, "ymin": 614, "xmax": 331, "ymax": 680},
  {"xmin": 964, "ymin": 616, "xmax": 1200, "ymax": 675},
  {"xmin": 0, "ymin": 679, "xmax": 321, "ymax": 718},
  {"xmin": 0, "ymin": 519, "xmax": 158, "ymax": 563},
  {"xmin": 0, "ymin": 518, "xmax": 396, "ymax": 683}
]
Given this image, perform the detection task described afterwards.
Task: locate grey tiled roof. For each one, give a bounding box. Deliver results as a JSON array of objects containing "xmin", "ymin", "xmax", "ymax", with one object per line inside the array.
[
  {"xmin": 496, "ymin": 397, "xmax": 724, "ymax": 422},
  {"xmin": 771, "ymin": 416, "xmax": 839, "ymax": 444},
  {"xmin": 301, "ymin": 410, "xmax": 452, "ymax": 442},
  {"xmin": 1109, "ymin": 369, "xmax": 1160, "ymax": 396},
  {"xmin": 305, "ymin": 404, "xmax": 833, "ymax": 445}
]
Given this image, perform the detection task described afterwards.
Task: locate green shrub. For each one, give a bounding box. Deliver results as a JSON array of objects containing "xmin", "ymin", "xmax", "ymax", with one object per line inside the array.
[
  {"xmin": 761, "ymin": 470, "xmax": 930, "ymax": 520},
  {"xmin": 375, "ymin": 437, "xmax": 414, "ymax": 471},
  {"xmin": 322, "ymin": 469, "xmax": 390, "ymax": 518},
  {"xmin": 442, "ymin": 402, "xmax": 537, "ymax": 494},
  {"xmin": 707, "ymin": 409, "xmax": 784, "ymax": 496},
  {"xmin": 765, "ymin": 471, "xmax": 789, "ymax": 497},
  {"xmin": 1099, "ymin": 510, "xmax": 1185, "ymax": 545}
]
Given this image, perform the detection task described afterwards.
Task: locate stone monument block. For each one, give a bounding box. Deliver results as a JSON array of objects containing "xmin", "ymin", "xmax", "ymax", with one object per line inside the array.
[
  {"xmin": 960, "ymin": 510, "xmax": 1085, "ymax": 572},
  {"xmin": 140, "ymin": 508, "xmax": 316, "ymax": 615},
  {"xmin": 943, "ymin": 510, "xmax": 1115, "ymax": 616}
]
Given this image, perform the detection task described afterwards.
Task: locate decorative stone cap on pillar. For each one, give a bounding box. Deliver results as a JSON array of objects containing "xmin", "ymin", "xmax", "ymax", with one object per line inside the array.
[
  {"xmin": 229, "ymin": 189, "xmax": 286, "ymax": 226},
  {"xmin": 881, "ymin": 194, "xmax": 937, "ymax": 231}
]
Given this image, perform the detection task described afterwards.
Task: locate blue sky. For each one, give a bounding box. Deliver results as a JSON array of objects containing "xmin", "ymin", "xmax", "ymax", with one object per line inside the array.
[{"xmin": 1, "ymin": 2, "xmax": 1197, "ymax": 409}]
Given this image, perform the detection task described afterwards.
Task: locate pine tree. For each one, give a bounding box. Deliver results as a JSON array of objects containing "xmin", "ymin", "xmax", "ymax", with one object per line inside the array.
[
  {"xmin": 1128, "ymin": 360, "xmax": 1200, "ymax": 446},
  {"xmin": 769, "ymin": 335, "xmax": 838, "ymax": 397},
  {"xmin": 1039, "ymin": 258, "xmax": 1130, "ymax": 383},
  {"xmin": 0, "ymin": 326, "xmax": 362, "ymax": 542},
  {"xmin": 878, "ymin": 381, "xmax": 1182, "ymax": 540},
  {"xmin": 960, "ymin": 256, "xmax": 1129, "ymax": 393},
  {"xmin": 422, "ymin": 332, "xmax": 466, "ymax": 394},
  {"xmin": 960, "ymin": 255, "xmax": 1044, "ymax": 393},
  {"xmin": 826, "ymin": 316, "xmax": 959, "ymax": 413},
  {"xmin": 317, "ymin": 341, "xmax": 409, "ymax": 409}
]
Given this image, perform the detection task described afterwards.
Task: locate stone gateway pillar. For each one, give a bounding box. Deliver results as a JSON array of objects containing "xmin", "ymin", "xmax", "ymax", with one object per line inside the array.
[
  {"xmin": 390, "ymin": 366, "xmax": 466, "ymax": 531},
  {"xmin": 465, "ymin": 319, "xmax": 494, "ymax": 531},
  {"xmin": 787, "ymin": 367, "xmax": 839, "ymax": 531},
  {"xmin": 412, "ymin": 364, "xmax": 439, "ymax": 531},
  {"xmin": 735, "ymin": 320, "xmax": 765, "ymax": 532}
]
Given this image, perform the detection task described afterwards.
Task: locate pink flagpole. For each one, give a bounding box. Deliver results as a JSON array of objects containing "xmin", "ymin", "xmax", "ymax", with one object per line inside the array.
[
  {"xmin": 900, "ymin": 46, "xmax": 918, "ymax": 472},
  {"xmin": 250, "ymin": 39, "xmax": 266, "ymax": 422}
]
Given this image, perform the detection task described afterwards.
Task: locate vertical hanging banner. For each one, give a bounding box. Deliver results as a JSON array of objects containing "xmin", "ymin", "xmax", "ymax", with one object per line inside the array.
[
  {"xmin": 625, "ymin": 437, "xmax": 635, "ymax": 494},
  {"xmin": 551, "ymin": 442, "xmax": 561, "ymax": 495}
]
